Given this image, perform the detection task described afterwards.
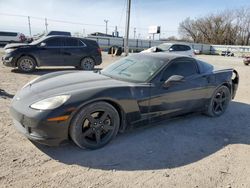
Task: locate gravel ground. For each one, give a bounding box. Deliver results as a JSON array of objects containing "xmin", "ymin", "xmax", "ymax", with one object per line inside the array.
[{"xmin": 0, "ymin": 52, "xmax": 250, "ymax": 188}]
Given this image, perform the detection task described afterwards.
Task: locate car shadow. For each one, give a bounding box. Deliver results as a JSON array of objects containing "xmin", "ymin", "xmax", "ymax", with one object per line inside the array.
[
  {"xmin": 11, "ymin": 67, "xmax": 102, "ymax": 76},
  {"xmin": 0, "ymin": 89, "xmax": 14, "ymax": 99},
  {"xmin": 34, "ymin": 101, "xmax": 250, "ymax": 171}
]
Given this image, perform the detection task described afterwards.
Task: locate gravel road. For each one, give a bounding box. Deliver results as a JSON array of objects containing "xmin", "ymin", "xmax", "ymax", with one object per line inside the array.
[{"xmin": 0, "ymin": 52, "xmax": 250, "ymax": 188}]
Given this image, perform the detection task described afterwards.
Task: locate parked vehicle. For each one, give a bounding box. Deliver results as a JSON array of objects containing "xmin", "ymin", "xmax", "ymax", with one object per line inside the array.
[
  {"xmin": 221, "ymin": 50, "xmax": 234, "ymax": 56},
  {"xmin": 243, "ymin": 56, "xmax": 250, "ymax": 65},
  {"xmin": 46, "ymin": 31, "xmax": 71, "ymax": 36},
  {"xmin": 194, "ymin": 49, "xmax": 201, "ymax": 55},
  {"xmin": 32, "ymin": 31, "xmax": 71, "ymax": 41},
  {"xmin": 0, "ymin": 31, "xmax": 26, "ymax": 44},
  {"xmin": 141, "ymin": 43, "xmax": 195, "ymax": 57},
  {"xmin": 2, "ymin": 35, "xmax": 102, "ymax": 72},
  {"xmin": 10, "ymin": 53, "xmax": 239, "ymax": 149}
]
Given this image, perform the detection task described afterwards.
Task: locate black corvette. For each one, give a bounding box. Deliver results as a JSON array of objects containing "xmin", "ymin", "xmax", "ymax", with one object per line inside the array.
[{"xmin": 10, "ymin": 53, "xmax": 239, "ymax": 149}]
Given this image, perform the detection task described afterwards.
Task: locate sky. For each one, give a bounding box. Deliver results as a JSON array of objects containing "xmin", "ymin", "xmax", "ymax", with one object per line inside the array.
[{"xmin": 0, "ymin": 0, "xmax": 249, "ymax": 39}]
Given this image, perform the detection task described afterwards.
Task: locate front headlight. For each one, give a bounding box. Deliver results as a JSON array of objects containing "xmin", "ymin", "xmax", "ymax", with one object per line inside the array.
[
  {"xmin": 5, "ymin": 48, "xmax": 15, "ymax": 54},
  {"xmin": 30, "ymin": 95, "xmax": 70, "ymax": 110}
]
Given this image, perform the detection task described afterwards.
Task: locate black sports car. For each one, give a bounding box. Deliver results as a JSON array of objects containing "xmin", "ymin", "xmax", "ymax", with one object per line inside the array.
[{"xmin": 10, "ymin": 53, "xmax": 239, "ymax": 149}]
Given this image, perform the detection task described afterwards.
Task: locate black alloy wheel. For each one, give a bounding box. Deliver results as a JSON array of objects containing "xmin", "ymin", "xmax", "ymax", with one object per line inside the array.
[
  {"xmin": 206, "ymin": 86, "xmax": 231, "ymax": 117},
  {"xmin": 70, "ymin": 102, "xmax": 120, "ymax": 149}
]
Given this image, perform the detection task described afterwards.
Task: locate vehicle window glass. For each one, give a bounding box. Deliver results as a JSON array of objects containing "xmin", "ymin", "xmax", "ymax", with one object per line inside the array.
[
  {"xmin": 180, "ymin": 45, "xmax": 191, "ymax": 51},
  {"xmin": 162, "ymin": 59, "xmax": 198, "ymax": 80},
  {"xmin": 101, "ymin": 55, "xmax": 166, "ymax": 82},
  {"xmin": 45, "ymin": 38, "xmax": 63, "ymax": 47},
  {"xmin": 0, "ymin": 32, "xmax": 18, "ymax": 36},
  {"xmin": 65, "ymin": 38, "xmax": 78, "ymax": 46},
  {"xmin": 171, "ymin": 45, "xmax": 179, "ymax": 51}
]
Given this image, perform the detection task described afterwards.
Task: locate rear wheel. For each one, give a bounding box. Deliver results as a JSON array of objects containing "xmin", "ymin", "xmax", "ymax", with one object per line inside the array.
[
  {"xmin": 70, "ymin": 102, "xmax": 120, "ymax": 149},
  {"xmin": 206, "ymin": 86, "xmax": 231, "ymax": 117},
  {"xmin": 80, "ymin": 57, "xmax": 95, "ymax": 70},
  {"xmin": 17, "ymin": 56, "xmax": 36, "ymax": 72}
]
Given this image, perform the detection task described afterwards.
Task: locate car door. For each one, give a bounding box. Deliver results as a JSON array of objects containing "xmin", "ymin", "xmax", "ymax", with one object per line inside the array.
[
  {"xmin": 148, "ymin": 57, "xmax": 209, "ymax": 121},
  {"xmin": 62, "ymin": 38, "xmax": 86, "ymax": 66},
  {"xmin": 38, "ymin": 37, "xmax": 64, "ymax": 66}
]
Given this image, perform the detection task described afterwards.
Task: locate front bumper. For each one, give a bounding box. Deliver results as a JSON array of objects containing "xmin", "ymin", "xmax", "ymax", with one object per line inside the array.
[
  {"xmin": 2, "ymin": 54, "xmax": 16, "ymax": 67},
  {"xmin": 10, "ymin": 105, "xmax": 70, "ymax": 146}
]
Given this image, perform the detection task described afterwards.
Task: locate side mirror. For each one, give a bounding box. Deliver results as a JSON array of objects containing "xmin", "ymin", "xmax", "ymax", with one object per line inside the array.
[
  {"xmin": 169, "ymin": 48, "xmax": 173, "ymax": 52},
  {"xmin": 40, "ymin": 42, "xmax": 46, "ymax": 47},
  {"xmin": 163, "ymin": 75, "xmax": 184, "ymax": 88}
]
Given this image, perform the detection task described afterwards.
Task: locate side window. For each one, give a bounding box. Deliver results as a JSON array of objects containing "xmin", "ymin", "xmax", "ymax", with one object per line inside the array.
[
  {"xmin": 171, "ymin": 45, "xmax": 180, "ymax": 51},
  {"xmin": 46, "ymin": 38, "xmax": 63, "ymax": 47},
  {"xmin": 162, "ymin": 59, "xmax": 198, "ymax": 80},
  {"xmin": 181, "ymin": 45, "xmax": 191, "ymax": 51},
  {"xmin": 65, "ymin": 38, "xmax": 78, "ymax": 47}
]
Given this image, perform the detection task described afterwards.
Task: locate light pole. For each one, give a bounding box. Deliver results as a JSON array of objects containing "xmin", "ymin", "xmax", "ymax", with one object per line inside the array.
[
  {"xmin": 45, "ymin": 18, "xmax": 48, "ymax": 33},
  {"xmin": 124, "ymin": 0, "xmax": 131, "ymax": 56},
  {"xmin": 104, "ymin": 19, "xmax": 109, "ymax": 35},
  {"xmin": 28, "ymin": 16, "xmax": 32, "ymax": 37},
  {"xmin": 134, "ymin": 27, "xmax": 136, "ymax": 39}
]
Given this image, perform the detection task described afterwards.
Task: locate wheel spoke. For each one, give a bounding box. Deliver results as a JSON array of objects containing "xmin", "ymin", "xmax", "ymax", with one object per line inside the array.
[
  {"xmin": 103, "ymin": 124, "xmax": 114, "ymax": 131},
  {"xmin": 214, "ymin": 103, "xmax": 220, "ymax": 112},
  {"xmin": 219, "ymin": 103, "xmax": 224, "ymax": 111},
  {"xmin": 100, "ymin": 112, "xmax": 108, "ymax": 122},
  {"xmin": 82, "ymin": 128, "xmax": 94, "ymax": 137},
  {"xmin": 87, "ymin": 114, "xmax": 95, "ymax": 124},
  {"xmin": 95, "ymin": 130, "xmax": 101, "ymax": 144}
]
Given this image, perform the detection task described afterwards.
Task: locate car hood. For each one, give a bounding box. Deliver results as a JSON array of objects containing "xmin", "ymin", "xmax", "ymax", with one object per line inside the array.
[
  {"xmin": 24, "ymin": 71, "xmax": 129, "ymax": 97},
  {"xmin": 4, "ymin": 43, "xmax": 31, "ymax": 49}
]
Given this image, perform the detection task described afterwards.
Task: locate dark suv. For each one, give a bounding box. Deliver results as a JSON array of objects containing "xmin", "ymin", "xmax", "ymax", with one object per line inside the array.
[{"xmin": 2, "ymin": 36, "xmax": 102, "ymax": 72}]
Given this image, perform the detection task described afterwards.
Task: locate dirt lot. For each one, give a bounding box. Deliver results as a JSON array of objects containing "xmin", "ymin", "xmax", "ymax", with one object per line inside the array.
[{"xmin": 0, "ymin": 52, "xmax": 250, "ymax": 188}]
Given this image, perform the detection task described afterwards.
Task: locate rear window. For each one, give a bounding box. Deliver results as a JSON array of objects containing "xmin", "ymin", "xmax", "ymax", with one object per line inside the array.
[
  {"xmin": 197, "ymin": 60, "xmax": 213, "ymax": 73},
  {"xmin": 65, "ymin": 38, "xmax": 78, "ymax": 46},
  {"xmin": 0, "ymin": 32, "xmax": 18, "ymax": 37}
]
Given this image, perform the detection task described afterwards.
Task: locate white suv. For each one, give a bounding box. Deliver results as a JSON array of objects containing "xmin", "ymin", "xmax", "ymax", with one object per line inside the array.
[
  {"xmin": 0, "ymin": 31, "xmax": 26, "ymax": 44},
  {"xmin": 141, "ymin": 43, "xmax": 195, "ymax": 57}
]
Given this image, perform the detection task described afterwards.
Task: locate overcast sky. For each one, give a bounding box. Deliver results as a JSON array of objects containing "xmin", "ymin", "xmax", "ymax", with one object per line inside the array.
[{"xmin": 0, "ymin": 0, "xmax": 249, "ymax": 38}]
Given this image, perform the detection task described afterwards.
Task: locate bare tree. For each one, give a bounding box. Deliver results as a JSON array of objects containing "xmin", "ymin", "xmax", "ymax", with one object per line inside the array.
[{"xmin": 179, "ymin": 7, "xmax": 250, "ymax": 45}]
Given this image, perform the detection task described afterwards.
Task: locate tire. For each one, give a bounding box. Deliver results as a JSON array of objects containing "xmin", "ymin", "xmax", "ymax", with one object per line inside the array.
[
  {"xmin": 205, "ymin": 86, "xmax": 231, "ymax": 117},
  {"xmin": 70, "ymin": 102, "xmax": 120, "ymax": 149},
  {"xmin": 244, "ymin": 62, "xmax": 249, "ymax": 66},
  {"xmin": 80, "ymin": 57, "xmax": 95, "ymax": 70},
  {"xmin": 17, "ymin": 56, "xmax": 36, "ymax": 73}
]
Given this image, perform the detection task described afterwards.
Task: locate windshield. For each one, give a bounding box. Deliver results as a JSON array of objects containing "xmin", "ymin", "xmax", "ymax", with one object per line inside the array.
[
  {"xmin": 157, "ymin": 43, "xmax": 172, "ymax": 51},
  {"xmin": 30, "ymin": 36, "xmax": 46, "ymax": 45},
  {"xmin": 101, "ymin": 55, "xmax": 166, "ymax": 82}
]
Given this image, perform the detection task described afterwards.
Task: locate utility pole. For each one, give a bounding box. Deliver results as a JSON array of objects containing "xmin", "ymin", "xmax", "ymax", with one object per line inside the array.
[
  {"xmin": 45, "ymin": 18, "xmax": 48, "ymax": 33},
  {"xmin": 124, "ymin": 0, "xmax": 131, "ymax": 56},
  {"xmin": 134, "ymin": 27, "xmax": 136, "ymax": 39},
  {"xmin": 83, "ymin": 28, "xmax": 85, "ymax": 37},
  {"xmin": 104, "ymin": 19, "xmax": 109, "ymax": 35},
  {"xmin": 28, "ymin": 16, "xmax": 32, "ymax": 37}
]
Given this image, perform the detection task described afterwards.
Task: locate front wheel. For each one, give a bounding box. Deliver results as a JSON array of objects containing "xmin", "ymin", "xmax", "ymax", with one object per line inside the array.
[
  {"xmin": 80, "ymin": 57, "xmax": 95, "ymax": 70},
  {"xmin": 70, "ymin": 102, "xmax": 120, "ymax": 149},
  {"xmin": 17, "ymin": 56, "xmax": 36, "ymax": 72},
  {"xmin": 205, "ymin": 86, "xmax": 231, "ymax": 117}
]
